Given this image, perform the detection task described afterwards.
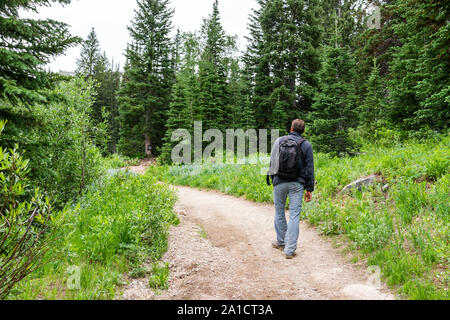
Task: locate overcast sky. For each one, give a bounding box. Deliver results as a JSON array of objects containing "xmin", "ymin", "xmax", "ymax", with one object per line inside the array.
[{"xmin": 23, "ymin": 0, "xmax": 259, "ymax": 72}]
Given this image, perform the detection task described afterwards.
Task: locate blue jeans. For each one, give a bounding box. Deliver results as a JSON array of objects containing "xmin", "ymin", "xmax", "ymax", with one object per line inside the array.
[{"xmin": 273, "ymin": 182, "xmax": 304, "ymax": 255}]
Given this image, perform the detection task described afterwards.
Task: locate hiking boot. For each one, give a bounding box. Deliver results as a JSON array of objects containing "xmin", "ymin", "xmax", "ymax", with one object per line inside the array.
[
  {"xmin": 285, "ymin": 252, "xmax": 297, "ymax": 259},
  {"xmin": 272, "ymin": 241, "xmax": 285, "ymax": 250}
]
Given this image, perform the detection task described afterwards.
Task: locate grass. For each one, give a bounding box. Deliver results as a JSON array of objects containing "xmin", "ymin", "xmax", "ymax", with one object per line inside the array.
[
  {"xmin": 102, "ymin": 153, "xmax": 141, "ymax": 169},
  {"xmin": 7, "ymin": 170, "xmax": 178, "ymax": 300},
  {"xmin": 199, "ymin": 226, "xmax": 208, "ymax": 239},
  {"xmin": 149, "ymin": 135, "xmax": 449, "ymax": 300},
  {"xmin": 149, "ymin": 262, "xmax": 170, "ymax": 291}
]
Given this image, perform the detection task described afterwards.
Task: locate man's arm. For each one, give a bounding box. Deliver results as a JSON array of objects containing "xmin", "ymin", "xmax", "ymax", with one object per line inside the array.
[
  {"xmin": 268, "ymin": 138, "xmax": 280, "ymax": 176},
  {"xmin": 303, "ymin": 142, "xmax": 315, "ymax": 193}
]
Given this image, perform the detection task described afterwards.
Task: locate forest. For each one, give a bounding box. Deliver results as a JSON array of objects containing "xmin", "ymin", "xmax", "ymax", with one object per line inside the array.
[{"xmin": 0, "ymin": 0, "xmax": 448, "ymax": 300}]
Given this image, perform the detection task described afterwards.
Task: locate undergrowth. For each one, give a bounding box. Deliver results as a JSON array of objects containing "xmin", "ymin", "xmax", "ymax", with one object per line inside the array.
[{"xmin": 7, "ymin": 171, "xmax": 178, "ymax": 300}]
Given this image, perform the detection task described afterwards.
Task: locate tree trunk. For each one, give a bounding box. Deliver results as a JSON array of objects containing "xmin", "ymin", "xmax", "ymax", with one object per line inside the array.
[{"xmin": 144, "ymin": 133, "xmax": 151, "ymax": 157}]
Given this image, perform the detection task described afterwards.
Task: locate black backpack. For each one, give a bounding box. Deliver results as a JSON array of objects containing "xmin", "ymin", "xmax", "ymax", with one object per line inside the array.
[{"xmin": 276, "ymin": 135, "xmax": 305, "ymax": 180}]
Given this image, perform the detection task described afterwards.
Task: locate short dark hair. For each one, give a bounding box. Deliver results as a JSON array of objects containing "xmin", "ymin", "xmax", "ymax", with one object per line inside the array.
[{"xmin": 291, "ymin": 119, "xmax": 305, "ymax": 134}]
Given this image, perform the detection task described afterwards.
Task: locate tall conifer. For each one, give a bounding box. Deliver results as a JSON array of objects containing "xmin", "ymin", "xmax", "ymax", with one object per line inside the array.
[
  {"xmin": 197, "ymin": 0, "xmax": 233, "ymax": 132},
  {"xmin": 0, "ymin": 0, "xmax": 80, "ymax": 105},
  {"xmin": 117, "ymin": 0, "xmax": 175, "ymax": 157},
  {"xmin": 244, "ymin": 0, "xmax": 322, "ymax": 131},
  {"xmin": 309, "ymin": 14, "xmax": 358, "ymax": 156}
]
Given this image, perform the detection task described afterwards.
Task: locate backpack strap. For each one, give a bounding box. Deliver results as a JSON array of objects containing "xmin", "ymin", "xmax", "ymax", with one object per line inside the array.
[
  {"xmin": 296, "ymin": 137, "xmax": 306, "ymax": 166},
  {"xmin": 266, "ymin": 173, "xmax": 272, "ymax": 186}
]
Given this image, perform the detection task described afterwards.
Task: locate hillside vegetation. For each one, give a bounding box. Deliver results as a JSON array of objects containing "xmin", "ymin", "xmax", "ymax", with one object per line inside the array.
[{"xmin": 150, "ymin": 135, "xmax": 450, "ymax": 300}]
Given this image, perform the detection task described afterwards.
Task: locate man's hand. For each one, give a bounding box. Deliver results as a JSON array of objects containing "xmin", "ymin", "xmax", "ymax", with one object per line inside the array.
[{"xmin": 304, "ymin": 191, "xmax": 312, "ymax": 203}]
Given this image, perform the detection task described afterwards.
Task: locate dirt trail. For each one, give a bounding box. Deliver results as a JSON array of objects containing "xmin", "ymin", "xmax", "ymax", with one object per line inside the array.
[{"xmin": 121, "ymin": 164, "xmax": 395, "ymax": 300}]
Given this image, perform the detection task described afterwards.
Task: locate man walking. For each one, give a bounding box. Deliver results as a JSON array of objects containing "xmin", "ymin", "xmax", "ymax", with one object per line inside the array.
[{"xmin": 267, "ymin": 119, "xmax": 315, "ymax": 259}]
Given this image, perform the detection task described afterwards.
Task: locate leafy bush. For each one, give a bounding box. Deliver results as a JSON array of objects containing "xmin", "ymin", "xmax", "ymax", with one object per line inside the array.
[
  {"xmin": 8, "ymin": 170, "xmax": 178, "ymax": 300},
  {"xmin": 0, "ymin": 120, "xmax": 62, "ymax": 299},
  {"xmin": 1, "ymin": 77, "xmax": 107, "ymax": 206}
]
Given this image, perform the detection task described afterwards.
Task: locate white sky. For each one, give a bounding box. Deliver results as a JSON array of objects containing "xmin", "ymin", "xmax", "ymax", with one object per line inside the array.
[{"xmin": 22, "ymin": 0, "xmax": 258, "ymax": 72}]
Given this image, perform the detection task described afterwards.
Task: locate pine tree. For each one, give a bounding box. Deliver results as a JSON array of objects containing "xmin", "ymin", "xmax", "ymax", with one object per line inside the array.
[
  {"xmin": 116, "ymin": 48, "xmax": 145, "ymax": 157},
  {"xmin": 159, "ymin": 81, "xmax": 191, "ymax": 164},
  {"xmin": 91, "ymin": 52, "xmax": 111, "ymax": 140},
  {"xmin": 387, "ymin": 0, "xmax": 449, "ymax": 133},
  {"xmin": 242, "ymin": 0, "xmax": 272, "ymax": 128},
  {"xmin": 118, "ymin": 0, "xmax": 175, "ymax": 158},
  {"xmin": 321, "ymin": 0, "xmax": 365, "ymax": 48},
  {"xmin": 76, "ymin": 28, "xmax": 104, "ymax": 78},
  {"xmin": 197, "ymin": 0, "xmax": 234, "ymax": 132},
  {"xmin": 240, "ymin": 97, "xmax": 256, "ymax": 130},
  {"xmin": 309, "ymin": 14, "xmax": 358, "ymax": 156},
  {"xmin": 354, "ymin": 0, "xmax": 399, "ymax": 97},
  {"xmin": 178, "ymin": 32, "xmax": 202, "ymax": 123},
  {"xmin": 0, "ymin": 0, "xmax": 80, "ymax": 105},
  {"xmin": 76, "ymin": 29, "xmax": 121, "ymax": 153},
  {"xmin": 269, "ymin": 85, "xmax": 291, "ymax": 132},
  {"xmin": 159, "ymin": 32, "xmax": 201, "ymax": 163},
  {"xmin": 244, "ymin": 0, "xmax": 323, "ymax": 131},
  {"xmin": 359, "ymin": 58, "xmax": 385, "ymax": 135},
  {"xmin": 0, "ymin": 0, "xmax": 82, "ymax": 176},
  {"xmin": 228, "ymin": 59, "xmax": 255, "ymax": 130},
  {"xmin": 101, "ymin": 59, "xmax": 121, "ymax": 154}
]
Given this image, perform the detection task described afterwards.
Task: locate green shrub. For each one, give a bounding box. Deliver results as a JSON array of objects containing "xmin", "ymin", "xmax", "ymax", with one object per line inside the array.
[
  {"xmin": 68, "ymin": 171, "xmax": 178, "ymax": 264},
  {"xmin": 1, "ymin": 77, "xmax": 107, "ymax": 206},
  {"xmin": 8, "ymin": 171, "xmax": 178, "ymax": 300},
  {"xmin": 0, "ymin": 120, "xmax": 62, "ymax": 299}
]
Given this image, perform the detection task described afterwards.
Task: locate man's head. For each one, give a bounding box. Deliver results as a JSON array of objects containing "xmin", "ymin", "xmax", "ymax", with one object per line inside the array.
[{"xmin": 291, "ymin": 119, "xmax": 305, "ymax": 134}]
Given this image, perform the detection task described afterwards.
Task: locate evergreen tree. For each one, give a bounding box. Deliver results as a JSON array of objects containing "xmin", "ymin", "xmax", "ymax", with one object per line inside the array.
[
  {"xmin": 359, "ymin": 58, "xmax": 385, "ymax": 135},
  {"xmin": 387, "ymin": 0, "xmax": 449, "ymax": 133},
  {"xmin": 76, "ymin": 28, "xmax": 104, "ymax": 78},
  {"xmin": 100, "ymin": 59, "xmax": 121, "ymax": 154},
  {"xmin": 321, "ymin": 0, "xmax": 366, "ymax": 48},
  {"xmin": 228, "ymin": 59, "xmax": 256, "ymax": 130},
  {"xmin": 159, "ymin": 81, "xmax": 191, "ymax": 164},
  {"xmin": 0, "ymin": 0, "xmax": 80, "ymax": 105},
  {"xmin": 242, "ymin": 0, "xmax": 272, "ymax": 128},
  {"xmin": 178, "ymin": 32, "xmax": 202, "ymax": 123},
  {"xmin": 0, "ymin": 0, "xmax": 82, "ymax": 179},
  {"xmin": 354, "ymin": 0, "xmax": 400, "ymax": 93},
  {"xmin": 197, "ymin": 0, "xmax": 234, "ymax": 132},
  {"xmin": 244, "ymin": 0, "xmax": 323, "ymax": 132},
  {"xmin": 171, "ymin": 29, "xmax": 182, "ymax": 74},
  {"xmin": 269, "ymin": 85, "xmax": 291, "ymax": 132},
  {"xmin": 160, "ymin": 32, "xmax": 201, "ymax": 163},
  {"xmin": 76, "ymin": 29, "xmax": 121, "ymax": 154},
  {"xmin": 118, "ymin": 0, "xmax": 175, "ymax": 157},
  {"xmin": 309, "ymin": 15, "xmax": 358, "ymax": 156},
  {"xmin": 240, "ymin": 97, "xmax": 257, "ymax": 130},
  {"xmin": 116, "ymin": 48, "xmax": 145, "ymax": 157}
]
